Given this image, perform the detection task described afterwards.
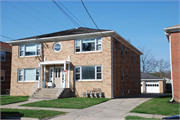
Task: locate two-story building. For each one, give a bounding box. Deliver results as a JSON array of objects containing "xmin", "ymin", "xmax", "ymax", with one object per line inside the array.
[
  {"xmin": 1, "ymin": 41, "xmax": 12, "ymax": 95},
  {"xmin": 7, "ymin": 27, "xmax": 142, "ymax": 98}
]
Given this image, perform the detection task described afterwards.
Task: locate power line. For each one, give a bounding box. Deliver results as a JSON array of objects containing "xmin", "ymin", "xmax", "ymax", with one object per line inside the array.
[
  {"xmin": 0, "ymin": 35, "xmax": 14, "ymax": 40},
  {"xmin": 4, "ymin": 0, "xmax": 60, "ymax": 30},
  {"xmin": 18, "ymin": 0, "xmax": 67, "ymax": 29},
  {"xmin": 1, "ymin": 14, "xmax": 44, "ymax": 34}
]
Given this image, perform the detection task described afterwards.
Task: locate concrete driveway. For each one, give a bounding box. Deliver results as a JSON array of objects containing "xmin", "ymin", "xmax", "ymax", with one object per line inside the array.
[{"xmin": 50, "ymin": 93, "xmax": 167, "ymax": 120}]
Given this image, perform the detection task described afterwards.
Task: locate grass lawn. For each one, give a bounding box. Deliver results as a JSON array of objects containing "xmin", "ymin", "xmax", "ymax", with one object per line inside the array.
[
  {"xmin": 1, "ymin": 96, "xmax": 29, "ymax": 105},
  {"xmin": 1, "ymin": 108, "xmax": 65, "ymax": 119},
  {"xmin": 125, "ymin": 116, "xmax": 160, "ymax": 120},
  {"xmin": 20, "ymin": 97, "xmax": 110, "ymax": 109},
  {"xmin": 130, "ymin": 96, "xmax": 179, "ymax": 116}
]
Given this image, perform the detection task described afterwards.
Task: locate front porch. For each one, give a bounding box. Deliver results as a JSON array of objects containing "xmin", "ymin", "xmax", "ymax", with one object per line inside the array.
[{"xmin": 38, "ymin": 57, "xmax": 71, "ymax": 89}]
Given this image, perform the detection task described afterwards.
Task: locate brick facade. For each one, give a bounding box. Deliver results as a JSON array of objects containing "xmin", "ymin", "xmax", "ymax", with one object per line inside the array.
[
  {"xmin": 9, "ymin": 31, "xmax": 142, "ymax": 98},
  {"xmin": 170, "ymin": 32, "xmax": 180, "ymax": 102},
  {"xmin": 1, "ymin": 42, "xmax": 12, "ymax": 94}
]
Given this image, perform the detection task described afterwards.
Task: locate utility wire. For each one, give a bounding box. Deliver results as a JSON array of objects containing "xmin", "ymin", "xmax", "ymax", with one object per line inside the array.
[
  {"xmin": 1, "ymin": 14, "xmax": 44, "ymax": 34},
  {"xmin": 4, "ymin": 0, "xmax": 60, "ymax": 30},
  {"xmin": 0, "ymin": 35, "xmax": 14, "ymax": 40},
  {"xmin": 18, "ymin": 0, "xmax": 67, "ymax": 29}
]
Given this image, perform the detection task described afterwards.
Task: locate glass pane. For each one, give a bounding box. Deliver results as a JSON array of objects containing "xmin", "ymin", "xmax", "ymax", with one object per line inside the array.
[
  {"xmin": 1, "ymin": 51, "xmax": 5, "ymax": 61},
  {"xmin": 19, "ymin": 70, "xmax": 23, "ymax": 75},
  {"xmin": 25, "ymin": 44, "xmax": 36, "ymax": 56},
  {"xmin": 76, "ymin": 74, "xmax": 80, "ymax": 80},
  {"xmin": 36, "ymin": 75, "xmax": 39, "ymax": 80},
  {"xmin": 20, "ymin": 51, "xmax": 24, "ymax": 56},
  {"xmin": 54, "ymin": 43, "xmax": 61, "ymax": 51},
  {"xmin": 76, "ymin": 46, "xmax": 80, "ymax": 52},
  {"xmin": 58, "ymin": 69, "xmax": 60, "ymax": 78},
  {"xmin": 19, "ymin": 45, "xmax": 24, "ymax": 50},
  {"xmin": 37, "ymin": 50, "xmax": 40, "ymax": 55},
  {"xmin": 24, "ymin": 69, "xmax": 36, "ymax": 81},
  {"xmin": 37, "ymin": 43, "xmax": 41, "ymax": 49},
  {"xmin": 97, "ymin": 66, "xmax": 101, "ymax": 72},
  {"xmin": 82, "ymin": 66, "xmax": 95, "ymax": 79},
  {"xmin": 75, "ymin": 40, "xmax": 80, "ymax": 46},
  {"xmin": 55, "ymin": 69, "xmax": 57, "ymax": 78},
  {"xmin": 97, "ymin": 73, "xmax": 101, "ymax": 79},
  {"xmin": 82, "ymin": 39, "xmax": 95, "ymax": 52},
  {"xmin": 19, "ymin": 76, "xmax": 23, "ymax": 81},
  {"xmin": 97, "ymin": 38, "xmax": 102, "ymax": 44},
  {"xmin": 96, "ymin": 45, "xmax": 101, "ymax": 51},
  {"xmin": 76, "ymin": 67, "xmax": 80, "ymax": 73}
]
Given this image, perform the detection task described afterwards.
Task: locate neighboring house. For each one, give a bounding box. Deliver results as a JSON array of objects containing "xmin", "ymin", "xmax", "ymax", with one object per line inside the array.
[
  {"xmin": 7, "ymin": 27, "xmax": 142, "ymax": 98},
  {"xmin": 141, "ymin": 72, "xmax": 166, "ymax": 93},
  {"xmin": 164, "ymin": 24, "xmax": 180, "ymax": 102},
  {"xmin": 1, "ymin": 41, "xmax": 12, "ymax": 94}
]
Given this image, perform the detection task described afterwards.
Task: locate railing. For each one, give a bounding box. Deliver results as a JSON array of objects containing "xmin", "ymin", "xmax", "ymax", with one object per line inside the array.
[
  {"xmin": 31, "ymin": 82, "xmax": 38, "ymax": 96},
  {"xmin": 56, "ymin": 84, "xmax": 64, "ymax": 97}
]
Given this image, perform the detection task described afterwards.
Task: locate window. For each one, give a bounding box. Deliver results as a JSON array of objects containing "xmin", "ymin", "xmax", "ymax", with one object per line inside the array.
[
  {"xmin": 1, "ymin": 51, "xmax": 6, "ymax": 61},
  {"xmin": 1, "ymin": 70, "xmax": 5, "ymax": 81},
  {"xmin": 53, "ymin": 43, "xmax": 61, "ymax": 52},
  {"xmin": 19, "ymin": 43, "xmax": 41, "ymax": 57},
  {"xmin": 18, "ymin": 68, "xmax": 39, "ymax": 82},
  {"xmin": 122, "ymin": 69, "xmax": 124, "ymax": 82},
  {"xmin": 121, "ymin": 44, "xmax": 123, "ymax": 56},
  {"xmin": 75, "ymin": 37, "xmax": 102, "ymax": 53},
  {"xmin": 132, "ymin": 71, "xmax": 134, "ymax": 83},
  {"xmin": 126, "ymin": 47, "xmax": 128, "ymax": 55},
  {"xmin": 131, "ymin": 51, "xmax": 133, "ymax": 61},
  {"xmin": 75, "ymin": 65, "xmax": 102, "ymax": 81},
  {"xmin": 126, "ymin": 70, "xmax": 128, "ymax": 79}
]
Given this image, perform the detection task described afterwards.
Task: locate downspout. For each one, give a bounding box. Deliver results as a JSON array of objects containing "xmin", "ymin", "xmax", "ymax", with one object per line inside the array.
[{"xmin": 167, "ymin": 33, "xmax": 174, "ymax": 102}]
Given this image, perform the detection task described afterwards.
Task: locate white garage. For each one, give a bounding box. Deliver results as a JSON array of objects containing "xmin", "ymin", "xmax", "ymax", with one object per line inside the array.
[{"xmin": 145, "ymin": 81, "xmax": 159, "ymax": 93}]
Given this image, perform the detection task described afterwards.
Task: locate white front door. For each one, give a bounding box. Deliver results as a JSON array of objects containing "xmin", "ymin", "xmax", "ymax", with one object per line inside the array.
[
  {"xmin": 49, "ymin": 67, "xmax": 54, "ymax": 87},
  {"xmin": 61, "ymin": 68, "xmax": 65, "ymax": 88}
]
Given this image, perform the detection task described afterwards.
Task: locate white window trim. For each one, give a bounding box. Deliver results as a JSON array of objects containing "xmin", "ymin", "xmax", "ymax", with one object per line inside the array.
[
  {"xmin": 75, "ymin": 37, "xmax": 102, "ymax": 53},
  {"xmin": 19, "ymin": 43, "xmax": 41, "ymax": 57},
  {"xmin": 75, "ymin": 65, "xmax": 102, "ymax": 81},
  {"xmin": 18, "ymin": 68, "xmax": 39, "ymax": 82},
  {"xmin": 1, "ymin": 70, "xmax": 5, "ymax": 81},
  {"xmin": 1, "ymin": 51, "xmax": 6, "ymax": 62},
  {"xmin": 53, "ymin": 43, "xmax": 62, "ymax": 52}
]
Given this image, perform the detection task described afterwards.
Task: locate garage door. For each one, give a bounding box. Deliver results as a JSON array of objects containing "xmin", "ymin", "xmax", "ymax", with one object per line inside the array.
[{"xmin": 145, "ymin": 81, "xmax": 159, "ymax": 93}]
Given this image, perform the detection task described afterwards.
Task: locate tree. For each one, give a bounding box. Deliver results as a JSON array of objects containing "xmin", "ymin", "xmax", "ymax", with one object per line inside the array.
[
  {"xmin": 139, "ymin": 47, "xmax": 158, "ymax": 73},
  {"xmin": 156, "ymin": 59, "xmax": 170, "ymax": 78}
]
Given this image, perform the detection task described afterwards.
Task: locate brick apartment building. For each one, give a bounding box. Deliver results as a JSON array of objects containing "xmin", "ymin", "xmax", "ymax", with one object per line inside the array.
[
  {"xmin": 7, "ymin": 27, "xmax": 142, "ymax": 98},
  {"xmin": 164, "ymin": 24, "xmax": 180, "ymax": 102},
  {"xmin": 1, "ymin": 41, "xmax": 12, "ymax": 94}
]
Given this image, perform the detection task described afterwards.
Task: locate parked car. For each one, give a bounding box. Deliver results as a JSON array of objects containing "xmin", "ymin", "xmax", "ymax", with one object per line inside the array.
[{"xmin": 162, "ymin": 115, "xmax": 180, "ymax": 119}]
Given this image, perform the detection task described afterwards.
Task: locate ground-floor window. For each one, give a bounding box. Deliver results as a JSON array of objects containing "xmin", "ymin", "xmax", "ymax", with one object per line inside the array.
[
  {"xmin": 18, "ymin": 68, "xmax": 39, "ymax": 82},
  {"xmin": 1, "ymin": 70, "xmax": 5, "ymax": 81},
  {"xmin": 75, "ymin": 65, "xmax": 102, "ymax": 81}
]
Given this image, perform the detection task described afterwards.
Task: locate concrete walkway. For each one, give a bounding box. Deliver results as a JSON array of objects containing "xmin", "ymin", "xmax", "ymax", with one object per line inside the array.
[{"xmin": 0, "ymin": 93, "xmax": 169, "ymax": 120}]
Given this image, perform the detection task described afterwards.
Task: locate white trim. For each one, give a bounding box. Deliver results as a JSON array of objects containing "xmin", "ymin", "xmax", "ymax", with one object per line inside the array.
[
  {"xmin": 39, "ymin": 60, "xmax": 71, "ymax": 65},
  {"xmin": 18, "ymin": 81, "xmax": 38, "ymax": 83},
  {"xmin": 164, "ymin": 26, "xmax": 180, "ymax": 31},
  {"xmin": 7, "ymin": 31, "xmax": 114, "ymax": 44},
  {"xmin": 141, "ymin": 79, "xmax": 165, "ymax": 81},
  {"xmin": 64, "ymin": 61, "xmax": 66, "ymax": 88},
  {"xmin": 68, "ymin": 64, "xmax": 70, "ymax": 88},
  {"xmin": 43, "ymin": 65, "xmax": 46, "ymax": 88},
  {"xmin": 38, "ymin": 64, "xmax": 41, "ymax": 88}
]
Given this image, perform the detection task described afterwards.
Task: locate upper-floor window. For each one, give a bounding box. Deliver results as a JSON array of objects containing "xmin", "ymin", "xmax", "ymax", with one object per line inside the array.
[
  {"xmin": 126, "ymin": 47, "xmax": 128, "ymax": 55},
  {"xmin": 53, "ymin": 43, "xmax": 61, "ymax": 52},
  {"xmin": 122, "ymin": 68, "xmax": 124, "ymax": 82},
  {"xmin": 75, "ymin": 65, "xmax": 102, "ymax": 81},
  {"xmin": 1, "ymin": 51, "xmax": 6, "ymax": 61},
  {"xmin": 121, "ymin": 44, "xmax": 123, "ymax": 56},
  {"xmin": 19, "ymin": 43, "xmax": 41, "ymax": 57},
  {"xmin": 18, "ymin": 68, "xmax": 39, "ymax": 82},
  {"xmin": 75, "ymin": 37, "xmax": 102, "ymax": 53}
]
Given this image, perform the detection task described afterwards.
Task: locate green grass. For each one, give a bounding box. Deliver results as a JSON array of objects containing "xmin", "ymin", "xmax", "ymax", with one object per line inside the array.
[
  {"xmin": 1, "ymin": 108, "xmax": 65, "ymax": 119},
  {"xmin": 130, "ymin": 96, "xmax": 179, "ymax": 115},
  {"xmin": 125, "ymin": 115, "xmax": 160, "ymax": 120},
  {"xmin": 21, "ymin": 97, "xmax": 110, "ymax": 109},
  {"xmin": 1, "ymin": 96, "xmax": 29, "ymax": 105}
]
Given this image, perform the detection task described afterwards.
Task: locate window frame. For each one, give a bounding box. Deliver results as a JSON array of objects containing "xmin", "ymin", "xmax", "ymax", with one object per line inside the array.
[
  {"xmin": 75, "ymin": 37, "xmax": 102, "ymax": 53},
  {"xmin": 53, "ymin": 43, "xmax": 62, "ymax": 52},
  {"xmin": 18, "ymin": 68, "xmax": 39, "ymax": 82},
  {"xmin": 19, "ymin": 43, "xmax": 41, "ymax": 57},
  {"xmin": 131, "ymin": 51, "xmax": 133, "ymax": 61},
  {"xmin": 122, "ymin": 68, "xmax": 124, "ymax": 82},
  {"xmin": 1, "ymin": 51, "xmax": 6, "ymax": 62},
  {"xmin": 1, "ymin": 70, "xmax": 5, "ymax": 81},
  {"xmin": 121, "ymin": 44, "xmax": 123, "ymax": 56},
  {"xmin": 126, "ymin": 47, "xmax": 128, "ymax": 55},
  {"xmin": 74, "ymin": 65, "xmax": 102, "ymax": 81},
  {"xmin": 132, "ymin": 71, "xmax": 134, "ymax": 83}
]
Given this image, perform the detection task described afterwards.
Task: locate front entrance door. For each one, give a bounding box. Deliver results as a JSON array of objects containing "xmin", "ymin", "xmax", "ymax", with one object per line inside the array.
[{"xmin": 54, "ymin": 68, "xmax": 61, "ymax": 88}]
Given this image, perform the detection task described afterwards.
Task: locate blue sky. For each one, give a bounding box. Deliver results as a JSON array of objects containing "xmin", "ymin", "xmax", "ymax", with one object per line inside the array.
[{"xmin": 0, "ymin": 0, "xmax": 179, "ymax": 61}]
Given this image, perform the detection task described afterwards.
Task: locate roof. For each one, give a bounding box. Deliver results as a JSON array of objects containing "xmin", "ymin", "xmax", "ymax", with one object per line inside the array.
[
  {"xmin": 15, "ymin": 27, "xmax": 110, "ymax": 41},
  {"xmin": 164, "ymin": 24, "xmax": 180, "ymax": 41},
  {"xmin": 165, "ymin": 24, "xmax": 180, "ymax": 29},
  {"xmin": 0, "ymin": 41, "xmax": 12, "ymax": 50},
  {"xmin": 141, "ymin": 72, "xmax": 162, "ymax": 79}
]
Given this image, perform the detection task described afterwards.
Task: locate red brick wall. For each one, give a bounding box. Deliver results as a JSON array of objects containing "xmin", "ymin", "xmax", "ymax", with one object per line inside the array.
[
  {"xmin": 171, "ymin": 32, "xmax": 180, "ymax": 102},
  {"xmin": 113, "ymin": 37, "xmax": 141, "ymax": 98},
  {"xmin": 1, "ymin": 51, "xmax": 11, "ymax": 94}
]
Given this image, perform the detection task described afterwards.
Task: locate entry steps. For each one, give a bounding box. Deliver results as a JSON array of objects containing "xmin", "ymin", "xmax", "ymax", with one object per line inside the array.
[{"xmin": 30, "ymin": 88, "xmax": 69, "ymax": 99}]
